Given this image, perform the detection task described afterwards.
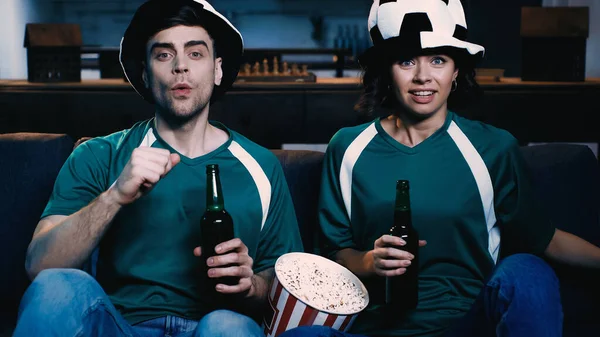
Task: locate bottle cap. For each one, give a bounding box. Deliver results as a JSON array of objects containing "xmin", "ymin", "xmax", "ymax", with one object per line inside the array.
[
  {"xmin": 206, "ymin": 164, "xmax": 219, "ymax": 173},
  {"xmin": 396, "ymin": 180, "xmax": 409, "ymax": 189}
]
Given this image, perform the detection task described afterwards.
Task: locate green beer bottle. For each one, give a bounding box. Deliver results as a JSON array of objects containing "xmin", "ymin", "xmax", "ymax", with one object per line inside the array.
[
  {"xmin": 201, "ymin": 164, "xmax": 238, "ymax": 293},
  {"xmin": 385, "ymin": 180, "xmax": 419, "ymax": 309}
]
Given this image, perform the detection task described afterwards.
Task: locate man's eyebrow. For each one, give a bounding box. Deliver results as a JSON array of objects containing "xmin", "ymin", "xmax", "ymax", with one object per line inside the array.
[
  {"xmin": 149, "ymin": 40, "xmax": 210, "ymax": 54},
  {"xmin": 184, "ymin": 40, "xmax": 209, "ymax": 50},
  {"xmin": 149, "ymin": 42, "xmax": 175, "ymax": 53}
]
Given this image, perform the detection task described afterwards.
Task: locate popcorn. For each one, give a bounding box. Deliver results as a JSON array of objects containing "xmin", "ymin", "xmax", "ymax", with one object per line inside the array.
[{"xmin": 275, "ymin": 255, "xmax": 368, "ymax": 314}]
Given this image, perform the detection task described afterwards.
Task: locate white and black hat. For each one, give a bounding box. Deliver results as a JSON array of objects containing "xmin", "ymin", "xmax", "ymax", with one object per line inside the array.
[
  {"xmin": 359, "ymin": 0, "xmax": 484, "ymax": 67},
  {"xmin": 120, "ymin": 0, "xmax": 244, "ymax": 103}
]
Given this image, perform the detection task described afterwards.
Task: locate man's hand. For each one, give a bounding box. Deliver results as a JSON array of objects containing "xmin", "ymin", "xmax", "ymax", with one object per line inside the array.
[
  {"xmin": 193, "ymin": 238, "xmax": 254, "ymax": 295},
  {"xmin": 106, "ymin": 147, "xmax": 180, "ymax": 205},
  {"xmin": 372, "ymin": 235, "xmax": 427, "ymax": 277}
]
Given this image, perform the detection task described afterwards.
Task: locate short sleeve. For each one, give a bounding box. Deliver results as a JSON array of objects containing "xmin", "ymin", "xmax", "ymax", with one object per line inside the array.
[
  {"xmin": 41, "ymin": 140, "xmax": 110, "ymax": 218},
  {"xmin": 318, "ymin": 136, "xmax": 357, "ymax": 259},
  {"xmin": 253, "ymin": 162, "xmax": 304, "ymax": 273},
  {"xmin": 494, "ymin": 139, "xmax": 556, "ymax": 257}
]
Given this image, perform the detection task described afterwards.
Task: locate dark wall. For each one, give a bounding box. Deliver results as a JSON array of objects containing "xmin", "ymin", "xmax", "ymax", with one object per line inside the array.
[{"xmin": 465, "ymin": 0, "xmax": 543, "ymax": 77}]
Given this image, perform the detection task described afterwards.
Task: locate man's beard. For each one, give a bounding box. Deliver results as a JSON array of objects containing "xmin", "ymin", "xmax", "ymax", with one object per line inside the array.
[{"xmin": 155, "ymin": 96, "xmax": 209, "ymax": 128}]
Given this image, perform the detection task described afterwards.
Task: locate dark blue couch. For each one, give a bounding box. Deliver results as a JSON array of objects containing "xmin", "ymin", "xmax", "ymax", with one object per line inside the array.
[{"xmin": 1, "ymin": 132, "xmax": 599, "ymax": 336}]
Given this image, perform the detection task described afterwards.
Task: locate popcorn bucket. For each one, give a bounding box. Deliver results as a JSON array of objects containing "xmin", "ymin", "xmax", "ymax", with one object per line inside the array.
[{"xmin": 262, "ymin": 252, "xmax": 369, "ymax": 337}]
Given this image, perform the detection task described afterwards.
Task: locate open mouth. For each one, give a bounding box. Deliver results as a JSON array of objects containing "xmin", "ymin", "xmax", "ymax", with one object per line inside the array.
[
  {"xmin": 409, "ymin": 90, "xmax": 436, "ymax": 104},
  {"xmin": 411, "ymin": 91, "xmax": 434, "ymax": 96}
]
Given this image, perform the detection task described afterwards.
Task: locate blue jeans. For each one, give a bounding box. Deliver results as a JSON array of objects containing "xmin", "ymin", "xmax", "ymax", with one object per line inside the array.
[
  {"xmin": 12, "ymin": 268, "xmax": 264, "ymax": 337},
  {"xmin": 279, "ymin": 254, "xmax": 563, "ymax": 337}
]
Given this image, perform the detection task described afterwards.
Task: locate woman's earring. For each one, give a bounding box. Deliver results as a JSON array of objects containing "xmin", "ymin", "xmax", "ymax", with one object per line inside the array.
[{"xmin": 451, "ymin": 79, "xmax": 458, "ymax": 92}]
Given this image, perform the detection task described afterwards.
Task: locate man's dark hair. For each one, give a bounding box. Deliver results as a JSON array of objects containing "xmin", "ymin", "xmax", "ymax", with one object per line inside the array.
[
  {"xmin": 149, "ymin": 5, "xmax": 218, "ymax": 60},
  {"xmin": 355, "ymin": 48, "xmax": 482, "ymax": 116}
]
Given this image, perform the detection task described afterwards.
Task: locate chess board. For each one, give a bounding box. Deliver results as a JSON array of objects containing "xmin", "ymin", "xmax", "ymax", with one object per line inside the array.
[{"xmin": 235, "ymin": 57, "xmax": 317, "ymax": 83}]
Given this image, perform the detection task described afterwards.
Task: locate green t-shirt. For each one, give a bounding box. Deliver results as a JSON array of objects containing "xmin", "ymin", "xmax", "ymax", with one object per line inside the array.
[
  {"xmin": 42, "ymin": 119, "xmax": 303, "ymax": 324},
  {"xmin": 318, "ymin": 111, "xmax": 555, "ymax": 337}
]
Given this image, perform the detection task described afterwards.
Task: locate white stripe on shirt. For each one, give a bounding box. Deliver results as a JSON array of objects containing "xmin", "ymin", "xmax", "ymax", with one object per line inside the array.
[
  {"xmin": 228, "ymin": 141, "xmax": 271, "ymax": 230},
  {"xmin": 340, "ymin": 123, "xmax": 378, "ymax": 220},
  {"xmin": 139, "ymin": 128, "xmax": 157, "ymax": 147},
  {"xmin": 109, "ymin": 128, "xmax": 157, "ymax": 189},
  {"xmin": 447, "ymin": 121, "xmax": 500, "ymax": 263}
]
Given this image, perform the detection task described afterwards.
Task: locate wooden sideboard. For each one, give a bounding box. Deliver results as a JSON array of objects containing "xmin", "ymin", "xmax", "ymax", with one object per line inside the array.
[{"xmin": 1, "ymin": 78, "xmax": 599, "ymax": 150}]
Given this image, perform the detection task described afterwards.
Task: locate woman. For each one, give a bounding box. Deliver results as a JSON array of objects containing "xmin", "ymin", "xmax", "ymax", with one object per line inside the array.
[{"xmin": 281, "ymin": 1, "xmax": 600, "ymax": 337}]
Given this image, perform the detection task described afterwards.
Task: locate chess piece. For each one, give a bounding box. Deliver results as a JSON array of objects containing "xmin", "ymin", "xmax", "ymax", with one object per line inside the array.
[
  {"xmin": 252, "ymin": 62, "xmax": 260, "ymax": 75},
  {"xmin": 262, "ymin": 58, "xmax": 269, "ymax": 75},
  {"xmin": 243, "ymin": 63, "xmax": 251, "ymax": 76},
  {"xmin": 301, "ymin": 64, "xmax": 309, "ymax": 76},
  {"xmin": 291, "ymin": 63, "xmax": 299, "ymax": 76},
  {"xmin": 282, "ymin": 61, "xmax": 289, "ymax": 76},
  {"xmin": 273, "ymin": 57, "xmax": 279, "ymax": 76}
]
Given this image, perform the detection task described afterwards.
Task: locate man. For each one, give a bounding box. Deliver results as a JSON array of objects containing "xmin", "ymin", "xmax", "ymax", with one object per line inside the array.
[{"xmin": 13, "ymin": 1, "xmax": 303, "ymax": 336}]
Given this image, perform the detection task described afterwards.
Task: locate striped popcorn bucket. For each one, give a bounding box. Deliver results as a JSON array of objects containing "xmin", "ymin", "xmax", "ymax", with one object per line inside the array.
[{"xmin": 262, "ymin": 253, "xmax": 369, "ymax": 337}]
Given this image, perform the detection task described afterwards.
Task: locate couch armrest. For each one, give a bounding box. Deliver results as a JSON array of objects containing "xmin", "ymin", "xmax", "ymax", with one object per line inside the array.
[
  {"xmin": 0, "ymin": 133, "xmax": 74, "ymax": 323},
  {"xmin": 520, "ymin": 143, "xmax": 600, "ymax": 335}
]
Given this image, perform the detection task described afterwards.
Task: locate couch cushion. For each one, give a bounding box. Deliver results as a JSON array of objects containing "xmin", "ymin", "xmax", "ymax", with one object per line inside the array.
[
  {"xmin": 0, "ymin": 133, "xmax": 74, "ymax": 326},
  {"xmin": 271, "ymin": 150, "xmax": 324, "ymax": 253}
]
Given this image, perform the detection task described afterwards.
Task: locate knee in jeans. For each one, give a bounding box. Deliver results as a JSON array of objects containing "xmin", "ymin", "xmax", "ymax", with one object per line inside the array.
[
  {"xmin": 499, "ymin": 254, "xmax": 556, "ymax": 279},
  {"xmin": 196, "ymin": 310, "xmax": 259, "ymax": 336},
  {"xmin": 26, "ymin": 269, "xmax": 96, "ymax": 302},
  {"xmin": 199, "ymin": 310, "xmax": 249, "ymax": 327},
  {"xmin": 34, "ymin": 268, "xmax": 94, "ymax": 288},
  {"xmin": 490, "ymin": 254, "xmax": 559, "ymax": 295},
  {"xmin": 18, "ymin": 268, "xmax": 98, "ymax": 319}
]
